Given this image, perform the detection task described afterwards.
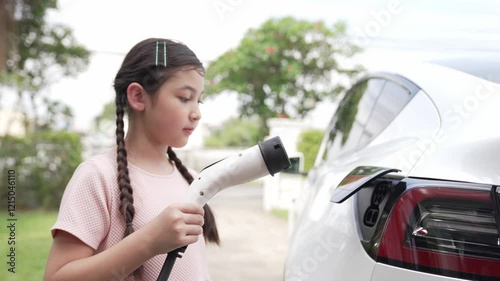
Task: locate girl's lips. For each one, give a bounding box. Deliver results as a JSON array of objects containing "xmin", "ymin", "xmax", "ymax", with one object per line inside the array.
[{"xmin": 183, "ymin": 128, "xmax": 194, "ymax": 135}]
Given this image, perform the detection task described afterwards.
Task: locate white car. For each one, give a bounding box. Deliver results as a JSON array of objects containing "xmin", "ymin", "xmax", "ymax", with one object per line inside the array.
[{"xmin": 284, "ymin": 56, "xmax": 500, "ymax": 281}]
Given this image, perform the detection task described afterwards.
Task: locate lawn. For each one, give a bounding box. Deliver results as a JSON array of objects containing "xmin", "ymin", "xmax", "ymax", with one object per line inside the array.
[
  {"xmin": 0, "ymin": 211, "xmax": 57, "ymax": 281},
  {"xmin": 271, "ymin": 208, "xmax": 288, "ymax": 221}
]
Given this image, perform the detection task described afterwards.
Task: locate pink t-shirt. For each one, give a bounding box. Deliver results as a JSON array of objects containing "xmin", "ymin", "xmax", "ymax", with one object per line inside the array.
[{"xmin": 51, "ymin": 148, "xmax": 211, "ymax": 281}]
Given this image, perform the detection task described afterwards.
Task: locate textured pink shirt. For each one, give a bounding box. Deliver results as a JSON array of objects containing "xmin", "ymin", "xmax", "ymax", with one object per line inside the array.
[{"xmin": 51, "ymin": 148, "xmax": 211, "ymax": 281}]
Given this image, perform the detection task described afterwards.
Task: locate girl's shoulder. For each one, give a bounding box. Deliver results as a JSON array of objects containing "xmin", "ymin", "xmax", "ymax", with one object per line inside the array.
[
  {"xmin": 87, "ymin": 147, "xmax": 117, "ymax": 166},
  {"xmin": 74, "ymin": 148, "xmax": 117, "ymax": 178}
]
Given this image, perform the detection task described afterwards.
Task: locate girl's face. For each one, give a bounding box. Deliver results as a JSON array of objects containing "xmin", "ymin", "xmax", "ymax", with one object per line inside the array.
[{"xmin": 143, "ymin": 68, "xmax": 204, "ymax": 148}]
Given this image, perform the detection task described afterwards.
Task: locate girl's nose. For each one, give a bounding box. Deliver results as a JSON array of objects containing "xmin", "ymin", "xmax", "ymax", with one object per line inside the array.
[{"xmin": 190, "ymin": 106, "xmax": 201, "ymax": 121}]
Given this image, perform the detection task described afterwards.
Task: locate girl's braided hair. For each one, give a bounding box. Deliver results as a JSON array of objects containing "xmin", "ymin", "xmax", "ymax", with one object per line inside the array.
[{"xmin": 113, "ymin": 38, "xmax": 219, "ymax": 278}]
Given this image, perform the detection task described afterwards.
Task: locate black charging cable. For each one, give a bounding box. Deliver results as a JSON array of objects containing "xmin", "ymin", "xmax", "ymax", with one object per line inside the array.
[{"xmin": 156, "ymin": 246, "xmax": 187, "ymax": 281}]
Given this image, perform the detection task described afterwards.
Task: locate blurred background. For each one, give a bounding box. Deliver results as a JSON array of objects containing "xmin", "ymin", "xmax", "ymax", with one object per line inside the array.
[{"xmin": 0, "ymin": 0, "xmax": 499, "ymax": 280}]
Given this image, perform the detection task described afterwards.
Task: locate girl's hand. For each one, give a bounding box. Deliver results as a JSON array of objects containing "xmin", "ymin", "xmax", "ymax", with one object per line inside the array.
[{"xmin": 143, "ymin": 203, "xmax": 205, "ymax": 256}]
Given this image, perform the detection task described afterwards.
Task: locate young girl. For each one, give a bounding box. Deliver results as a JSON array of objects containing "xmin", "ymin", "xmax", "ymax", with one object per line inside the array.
[{"xmin": 44, "ymin": 38, "xmax": 219, "ymax": 281}]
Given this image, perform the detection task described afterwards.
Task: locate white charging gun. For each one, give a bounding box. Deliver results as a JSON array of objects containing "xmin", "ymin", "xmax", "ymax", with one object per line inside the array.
[{"xmin": 184, "ymin": 136, "xmax": 291, "ymax": 206}]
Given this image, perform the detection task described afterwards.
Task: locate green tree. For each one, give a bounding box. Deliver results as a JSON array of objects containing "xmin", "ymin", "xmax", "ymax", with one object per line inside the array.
[
  {"xmin": 0, "ymin": 0, "xmax": 89, "ymax": 210},
  {"xmin": 297, "ymin": 129, "xmax": 324, "ymax": 172},
  {"xmin": 206, "ymin": 16, "xmax": 362, "ymax": 137},
  {"xmin": 1, "ymin": 0, "xmax": 90, "ymax": 131},
  {"xmin": 0, "ymin": 131, "xmax": 82, "ymax": 209},
  {"xmin": 94, "ymin": 100, "xmax": 116, "ymax": 129},
  {"xmin": 205, "ymin": 117, "xmax": 261, "ymax": 148},
  {"xmin": 85, "ymin": 100, "xmax": 117, "ymax": 156}
]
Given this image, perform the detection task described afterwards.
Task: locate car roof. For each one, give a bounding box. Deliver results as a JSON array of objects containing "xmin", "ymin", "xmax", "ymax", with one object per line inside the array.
[
  {"xmin": 372, "ymin": 56, "xmax": 500, "ymax": 184},
  {"xmin": 365, "ymin": 56, "xmax": 500, "ymax": 114},
  {"xmin": 428, "ymin": 55, "xmax": 500, "ymax": 85}
]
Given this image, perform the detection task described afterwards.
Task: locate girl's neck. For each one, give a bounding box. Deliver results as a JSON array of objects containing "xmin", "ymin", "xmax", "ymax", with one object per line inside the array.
[{"xmin": 123, "ymin": 131, "xmax": 174, "ymax": 176}]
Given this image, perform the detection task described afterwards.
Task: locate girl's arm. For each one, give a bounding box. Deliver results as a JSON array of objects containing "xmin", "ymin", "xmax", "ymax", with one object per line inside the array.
[
  {"xmin": 44, "ymin": 228, "xmax": 151, "ymax": 281},
  {"xmin": 44, "ymin": 203, "xmax": 204, "ymax": 281}
]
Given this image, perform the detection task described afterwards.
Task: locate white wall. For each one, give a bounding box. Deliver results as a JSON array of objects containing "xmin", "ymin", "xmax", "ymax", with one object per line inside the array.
[
  {"xmin": 266, "ymin": 118, "xmax": 312, "ymax": 154},
  {"xmin": 0, "ymin": 109, "xmax": 25, "ymax": 137},
  {"xmin": 263, "ymin": 118, "xmax": 312, "ymax": 212}
]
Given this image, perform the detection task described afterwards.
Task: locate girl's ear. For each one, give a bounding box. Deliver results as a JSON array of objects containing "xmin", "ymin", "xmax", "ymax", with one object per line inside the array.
[{"xmin": 126, "ymin": 82, "xmax": 146, "ymax": 112}]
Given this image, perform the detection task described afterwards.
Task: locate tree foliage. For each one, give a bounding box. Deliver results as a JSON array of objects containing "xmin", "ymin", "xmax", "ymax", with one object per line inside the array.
[
  {"xmin": 3, "ymin": 0, "xmax": 90, "ymax": 84},
  {"xmin": 297, "ymin": 129, "xmax": 324, "ymax": 172},
  {"xmin": 0, "ymin": 131, "xmax": 83, "ymax": 209},
  {"xmin": 206, "ymin": 16, "xmax": 363, "ymax": 134},
  {"xmin": 0, "ymin": 0, "xmax": 89, "ymax": 210},
  {"xmin": 204, "ymin": 117, "xmax": 262, "ymax": 148},
  {"xmin": 94, "ymin": 100, "xmax": 116, "ymax": 129},
  {"xmin": 1, "ymin": 0, "xmax": 90, "ymax": 131}
]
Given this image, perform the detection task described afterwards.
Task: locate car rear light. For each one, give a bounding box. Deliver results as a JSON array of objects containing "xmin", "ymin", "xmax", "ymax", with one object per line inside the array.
[{"xmin": 377, "ymin": 183, "xmax": 500, "ymax": 280}]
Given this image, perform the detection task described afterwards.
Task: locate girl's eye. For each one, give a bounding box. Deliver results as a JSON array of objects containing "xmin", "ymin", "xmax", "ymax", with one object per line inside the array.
[
  {"xmin": 198, "ymin": 100, "xmax": 204, "ymax": 104},
  {"xmin": 180, "ymin": 97, "xmax": 190, "ymax": 103}
]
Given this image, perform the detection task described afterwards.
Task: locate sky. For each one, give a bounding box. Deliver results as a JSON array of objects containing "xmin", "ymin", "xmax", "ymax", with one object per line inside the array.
[{"xmin": 5, "ymin": 0, "xmax": 500, "ymax": 132}]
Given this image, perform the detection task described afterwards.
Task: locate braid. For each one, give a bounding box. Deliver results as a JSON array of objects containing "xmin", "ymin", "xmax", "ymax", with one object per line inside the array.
[
  {"xmin": 115, "ymin": 93, "xmax": 143, "ymax": 277},
  {"xmin": 167, "ymin": 147, "xmax": 220, "ymax": 245}
]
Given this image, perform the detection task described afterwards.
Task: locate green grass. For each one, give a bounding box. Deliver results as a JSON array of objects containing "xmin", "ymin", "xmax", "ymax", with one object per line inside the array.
[
  {"xmin": 271, "ymin": 208, "xmax": 288, "ymax": 221},
  {"xmin": 0, "ymin": 211, "xmax": 57, "ymax": 281}
]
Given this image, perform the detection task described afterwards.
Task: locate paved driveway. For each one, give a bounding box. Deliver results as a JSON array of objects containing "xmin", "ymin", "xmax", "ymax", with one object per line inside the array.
[{"xmin": 206, "ymin": 183, "xmax": 289, "ymax": 281}]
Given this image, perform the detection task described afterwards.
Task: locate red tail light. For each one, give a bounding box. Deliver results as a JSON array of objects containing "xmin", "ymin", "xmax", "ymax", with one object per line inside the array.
[{"xmin": 377, "ymin": 185, "xmax": 500, "ymax": 280}]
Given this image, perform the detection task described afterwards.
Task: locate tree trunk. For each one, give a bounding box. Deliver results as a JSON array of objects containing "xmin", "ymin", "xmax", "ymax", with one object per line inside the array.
[
  {"xmin": 0, "ymin": 0, "xmax": 8, "ymax": 71},
  {"xmin": 0, "ymin": 0, "xmax": 15, "ymax": 72}
]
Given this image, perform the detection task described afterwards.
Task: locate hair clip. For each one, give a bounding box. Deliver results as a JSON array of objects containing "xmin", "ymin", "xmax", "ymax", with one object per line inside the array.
[
  {"xmin": 155, "ymin": 41, "xmax": 159, "ymax": 66},
  {"xmin": 163, "ymin": 41, "xmax": 167, "ymax": 67},
  {"xmin": 155, "ymin": 41, "xmax": 167, "ymax": 67}
]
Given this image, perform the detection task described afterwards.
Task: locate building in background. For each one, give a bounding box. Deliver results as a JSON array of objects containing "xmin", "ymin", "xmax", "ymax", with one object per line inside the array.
[
  {"xmin": 263, "ymin": 118, "xmax": 310, "ymax": 213},
  {"xmin": 0, "ymin": 109, "xmax": 26, "ymax": 137}
]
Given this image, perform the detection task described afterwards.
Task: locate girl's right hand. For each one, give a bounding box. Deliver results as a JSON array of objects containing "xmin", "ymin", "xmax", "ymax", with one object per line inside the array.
[{"xmin": 143, "ymin": 203, "xmax": 205, "ymax": 256}]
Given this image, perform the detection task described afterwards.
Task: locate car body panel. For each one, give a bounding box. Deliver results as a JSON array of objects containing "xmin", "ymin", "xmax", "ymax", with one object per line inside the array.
[
  {"xmin": 389, "ymin": 62, "xmax": 500, "ymax": 185},
  {"xmin": 285, "ymin": 195, "xmax": 377, "ymax": 281},
  {"xmin": 289, "ymin": 88, "xmax": 441, "ymax": 230}
]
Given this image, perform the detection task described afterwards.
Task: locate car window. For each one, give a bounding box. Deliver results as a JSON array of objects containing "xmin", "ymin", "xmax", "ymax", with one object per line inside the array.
[
  {"xmin": 321, "ymin": 78, "xmax": 385, "ymax": 161},
  {"xmin": 358, "ymin": 80, "xmax": 413, "ymax": 148}
]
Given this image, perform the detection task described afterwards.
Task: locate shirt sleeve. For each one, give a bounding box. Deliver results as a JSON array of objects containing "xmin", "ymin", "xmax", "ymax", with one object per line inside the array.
[{"xmin": 51, "ymin": 160, "xmax": 111, "ymax": 250}]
